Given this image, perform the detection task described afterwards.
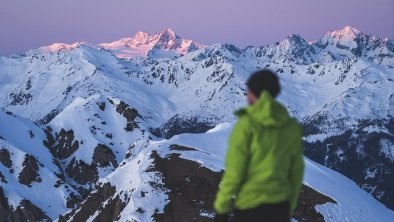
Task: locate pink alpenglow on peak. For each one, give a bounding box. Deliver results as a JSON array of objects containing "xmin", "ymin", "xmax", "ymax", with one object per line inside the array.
[
  {"xmin": 35, "ymin": 29, "xmax": 205, "ymax": 59},
  {"xmin": 37, "ymin": 42, "xmax": 87, "ymax": 53},
  {"xmin": 99, "ymin": 29, "xmax": 206, "ymax": 59}
]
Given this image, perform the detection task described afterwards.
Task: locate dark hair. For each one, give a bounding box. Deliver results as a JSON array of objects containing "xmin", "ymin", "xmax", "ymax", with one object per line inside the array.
[{"xmin": 246, "ymin": 69, "xmax": 281, "ymax": 98}]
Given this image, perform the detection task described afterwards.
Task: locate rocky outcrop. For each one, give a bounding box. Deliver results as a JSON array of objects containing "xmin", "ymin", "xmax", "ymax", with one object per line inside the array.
[
  {"xmin": 0, "ymin": 148, "xmax": 12, "ymax": 169},
  {"xmin": 303, "ymin": 117, "xmax": 394, "ymax": 209},
  {"xmin": 58, "ymin": 183, "xmax": 126, "ymax": 222},
  {"xmin": 0, "ymin": 171, "xmax": 6, "ymax": 183},
  {"xmin": 150, "ymin": 148, "xmax": 336, "ymax": 222},
  {"xmin": 66, "ymin": 157, "xmax": 98, "ymax": 186},
  {"xmin": 161, "ymin": 114, "xmax": 215, "ymax": 139},
  {"xmin": 44, "ymin": 128, "xmax": 79, "ymax": 160},
  {"xmin": 293, "ymin": 185, "xmax": 336, "ymax": 221},
  {"xmin": 93, "ymin": 144, "xmax": 118, "ymax": 168},
  {"xmin": 96, "ymin": 101, "xmax": 106, "ymax": 111},
  {"xmin": 18, "ymin": 154, "xmax": 42, "ymax": 186},
  {"xmin": 115, "ymin": 101, "xmax": 140, "ymax": 132},
  {"xmin": 0, "ymin": 187, "xmax": 51, "ymax": 222}
]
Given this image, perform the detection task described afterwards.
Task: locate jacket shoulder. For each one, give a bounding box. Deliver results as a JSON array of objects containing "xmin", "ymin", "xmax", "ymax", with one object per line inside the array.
[{"xmin": 234, "ymin": 108, "xmax": 247, "ymax": 117}]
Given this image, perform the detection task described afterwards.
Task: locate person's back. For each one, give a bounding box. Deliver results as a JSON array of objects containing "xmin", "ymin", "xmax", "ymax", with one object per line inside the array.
[{"xmin": 214, "ymin": 70, "xmax": 304, "ymax": 222}]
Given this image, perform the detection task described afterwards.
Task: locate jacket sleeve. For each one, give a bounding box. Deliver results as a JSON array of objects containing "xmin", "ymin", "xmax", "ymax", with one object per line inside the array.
[
  {"xmin": 289, "ymin": 125, "xmax": 305, "ymax": 216},
  {"xmin": 214, "ymin": 118, "xmax": 250, "ymax": 214}
]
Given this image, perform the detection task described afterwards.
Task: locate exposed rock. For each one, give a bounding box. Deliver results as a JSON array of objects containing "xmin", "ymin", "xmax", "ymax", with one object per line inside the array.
[
  {"xmin": 9, "ymin": 91, "xmax": 32, "ymax": 106},
  {"xmin": 58, "ymin": 183, "xmax": 126, "ymax": 222},
  {"xmin": 161, "ymin": 114, "xmax": 215, "ymax": 139},
  {"xmin": 116, "ymin": 101, "xmax": 139, "ymax": 122},
  {"xmin": 0, "ymin": 171, "xmax": 6, "ymax": 183},
  {"xmin": 38, "ymin": 109, "xmax": 61, "ymax": 125},
  {"xmin": 293, "ymin": 185, "xmax": 336, "ymax": 221},
  {"xmin": 0, "ymin": 148, "xmax": 12, "ymax": 168},
  {"xmin": 151, "ymin": 151, "xmax": 220, "ymax": 222},
  {"xmin": 0, "ymin": 187, "xmax": 51, "ymax": 222},
  {"xmin": 12, "ymin": 199, "xmax": 51, "ymax": 222},
  {"xmin": 43, "ymin": 126, "xmax": 55, "ymax": 149},
  {"xmin": 303, "ymin": 117, "xmax": 394, "ymax": 209},
  {"xmin": 151, "ymin": 149, "xmax": 336, "ymax": 222},
  {"xmin": 96, "ymin": 101, "xmax": 106, "ymax": 111},
  {"xmin": 43, "ymin": 128, "xmax": 79, "ymax": 160},
  {"xmin": 66, "ymin": 192, "xmax": 81, "ymax": 209},
  {"xmin": 115, "ymin": 101, "xmax": 140, "ymax": 131},
  {"xmin": 55, "ymin": 129, "xmax": 79, "ymax": 159},
  {"xmin": 93, "ymin": 144, "xmax": 118, "ymax": 168},
  {"xmin": 18, "ymin": 154, "xmax": 42, "ymax": 186},
  {"xmin": 66, "ymin": 157, "xmax": 98, "ymax": 185},
  {"xmin": 169, "ymin": 144, "xmax": 197, "ymax": 152}
]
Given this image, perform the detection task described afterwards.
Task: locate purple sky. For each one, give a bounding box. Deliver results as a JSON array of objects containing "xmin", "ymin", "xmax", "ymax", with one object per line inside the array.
[{"xmin": 1, "ymin": 0, "xmax": 393, "ymax": 56}]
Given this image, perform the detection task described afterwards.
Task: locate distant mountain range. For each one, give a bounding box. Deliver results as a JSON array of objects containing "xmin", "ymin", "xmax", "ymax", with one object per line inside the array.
[
  {"xmin": 37, "ymin": 28, "xmax": 205, "ymax": 59},
  {"xmin": 0, "ymin": 26, "xmax": 393, "ymax": 221}
]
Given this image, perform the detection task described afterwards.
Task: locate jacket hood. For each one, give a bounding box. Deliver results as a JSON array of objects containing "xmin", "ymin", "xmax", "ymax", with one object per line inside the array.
[{"xmin": 235, "ymin": 91, "xmax": 291, "ymax": 127}]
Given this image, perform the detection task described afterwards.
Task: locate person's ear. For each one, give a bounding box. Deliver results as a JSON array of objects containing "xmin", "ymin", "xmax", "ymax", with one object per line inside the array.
[{"xmin": 247, "ymin": 89, "xmax": 257, "ymax": 105}]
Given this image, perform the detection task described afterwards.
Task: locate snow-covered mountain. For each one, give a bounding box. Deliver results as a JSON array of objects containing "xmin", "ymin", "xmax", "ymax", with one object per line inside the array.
[
  {"xmin": 1, "ymin": 108, "xmax": 393, "ymax": 221},
  {"xmin": 0, "ymin": 26, "xmax": 393, "ymax": 221},
  {"xmin": 36, "ymin": 29, "xmax": 205, "ymax": 59}
]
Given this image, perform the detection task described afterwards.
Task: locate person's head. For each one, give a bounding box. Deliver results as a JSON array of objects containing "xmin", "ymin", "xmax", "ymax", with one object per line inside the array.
[{"xmin": 246, "ymin": 69, "xmax": 281, "ymax": 105}]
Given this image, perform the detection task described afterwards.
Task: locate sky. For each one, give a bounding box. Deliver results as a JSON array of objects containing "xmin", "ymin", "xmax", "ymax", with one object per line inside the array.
[{"xmin": 0, "ymin": 0, "xmax": 393, "ymax": 56}]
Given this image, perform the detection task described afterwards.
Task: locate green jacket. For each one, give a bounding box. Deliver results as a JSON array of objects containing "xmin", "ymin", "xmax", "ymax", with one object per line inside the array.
[{"xmin": 214, "ymin": 91, "xmax": 304, "ymax": 216}]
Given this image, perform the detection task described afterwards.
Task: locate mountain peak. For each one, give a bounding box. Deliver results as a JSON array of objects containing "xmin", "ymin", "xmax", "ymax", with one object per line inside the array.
[
  {"xmin": 133, "ymin": 31, "xmax": 149, "ymax": 43},
  {"xmin": 156, "ymin": 28, "xmax": 178, "ymax": 43},
  {"xmin": 98, "ymin": 28, "xmax": 204, "ymax": 58},
  {"xmin": 325, "ymin": 26, "xmax": 363, "ymax": 40},
  {"xmin": 285, "ymin": 34, "xmax": 308, "ymax": 44},
  {"xmin": 161, "ymin": 28, "xmax": 176, "ymax": 35},
  {"xmin": 37, "ymin": 41, "xmax": 87, "ymax": 53},
  {"xmin": 342, "ymin": 25, "xmax": 361, "ymax": 34}
]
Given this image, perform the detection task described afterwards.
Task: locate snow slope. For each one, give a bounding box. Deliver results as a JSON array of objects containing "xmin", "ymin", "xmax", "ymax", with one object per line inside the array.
[
  {"xmin": 0, "ymin": 26, "xmax": 393, "ymax": 221},
  {"xmin": 63, "ymin": 122, "xmax": 394, "ymax": 222},
  {"xmin": 0, "ymin": 109, "xmax": 79, "ymax": 219}
]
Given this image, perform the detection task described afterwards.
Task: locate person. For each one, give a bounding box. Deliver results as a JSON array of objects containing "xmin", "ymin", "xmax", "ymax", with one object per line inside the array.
[{"xmin": 213, "ymin": 69, "xmax": 304, "ymax": 222}]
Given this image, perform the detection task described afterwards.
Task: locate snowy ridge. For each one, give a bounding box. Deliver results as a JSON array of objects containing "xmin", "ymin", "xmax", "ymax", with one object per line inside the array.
[
  {"xmin": 0, "ymin": 26, "xmax": 394, "ymax": 221},
  {"xmin": 35, "ymin": 29, "xmax": 205, "ymax": 59},
  {"xmin": 100, "ymin": 28, "xmax": 205, "ymax": 58},
  {"xmin": 151, "ymin": 123, "xmax": 394, "ymax": 222},
  {"xmin": 0, "ymin": 109, "xmax": 79, "ymax": 219}
]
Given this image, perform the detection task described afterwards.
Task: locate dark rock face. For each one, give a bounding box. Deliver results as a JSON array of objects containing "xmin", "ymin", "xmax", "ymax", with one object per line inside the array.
[
  {"xmin": 161, "ymin": 115, "xmax": 215, "ymax": 139},
  {"xmin": 93, "ymin": 144, "xmax": 118, "ymax": 168},
  {"xmin": 65, "ymin": 192, "xmax": 80, "ymax": 209},
  {"xmin": 9, "ymin": 91, "xmax": 33, "ymax": 106},
  {"xmin": 0, "ymin": 187, "xmax": 51, "ymax": 222},
  {"xmin": 96, "ymin": 101, "xmax": 106, "ymax": 111},
  {"xmin": 38, "ymin": 109, "xmax": 60, "ymax": 125},
  {"xmin": 115, "ymin": 101, "xmax": 139, "ymax": 131},
  {"xmin": 169, "ymin": 144, "xmax": 198, "ymax": 152},
  {"xmin": 8, "ymin": 78, "xmax": 33, "ymax": 106},
  {"xmin": 58, "ymin": 183, "xmax": 126, "ymax": 222},
  {"xmin": 0, "ymin": 171, "xmax": 6, "ymax": 183},
  {"xmin": 151, "ymin": 151, "xmax": 220, "ymax": 222},
  {"xmin": 293, "ymin": 186, "xmax": 336, "ymax": 222},
  {"xmin": 18, "ymin": 154, "xmax": 42, "ymax": 186},
  {"xmin": 150, "ymin": 148, "xmax": 336, "ymax": 222},
  {"xmin": 303, "ymin": 117, "xmax": 394, "ymax": 210},
  {"xmin": 66, "ymin": 157, "xmax": 98, "ymax": 185},
  {"xmin": 44, "ymin": 128, "xmax": 79, "ymax": 160},
  {"xmin": 0, "ymin": 148, "xmax": 12, "ymax": 168}
]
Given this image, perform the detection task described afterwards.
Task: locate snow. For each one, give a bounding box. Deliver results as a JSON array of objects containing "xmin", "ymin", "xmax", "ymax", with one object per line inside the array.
[
  {"xmin": 99, "ymin": 142, "xmax": 169, "ymax": 222},
  {"xmin": 0, "ymin": 109, "xmax": 79, "ymax": 219},
  {"xmin": 380, "ymin": 139, "xmax": 394, "ymax": 161},
  {"xmin": 99, "ymin": 29, "xmax": 205, "ymax": 58},
  {"xmin": 0, "ymin": 25, "xmax": 393, "ymax": 221},
  {"xmin": 137, "ymin": 123, "xmax": 394, "ymax": 222}
]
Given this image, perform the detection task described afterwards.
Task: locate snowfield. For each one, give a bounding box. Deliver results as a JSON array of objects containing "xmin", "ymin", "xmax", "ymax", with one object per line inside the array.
[{"xmin": 0, "ymin": 26, "xmax": 393, "ymax": 221}]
